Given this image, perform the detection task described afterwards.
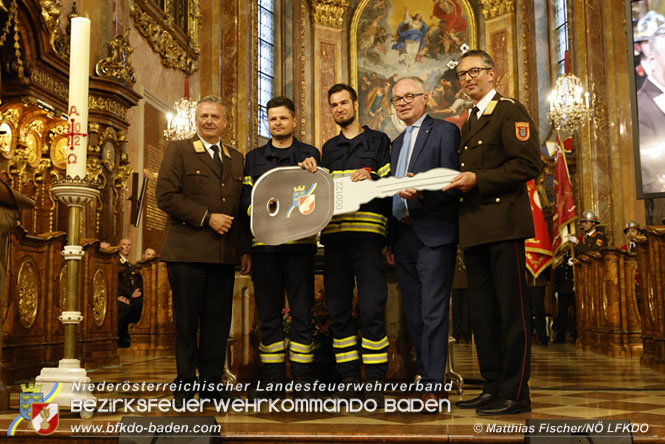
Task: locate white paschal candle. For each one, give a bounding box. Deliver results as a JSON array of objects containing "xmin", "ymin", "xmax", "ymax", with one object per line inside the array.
[{"xmin": 66, "ymin": 17, "xmax": 91, "ymax": 179}]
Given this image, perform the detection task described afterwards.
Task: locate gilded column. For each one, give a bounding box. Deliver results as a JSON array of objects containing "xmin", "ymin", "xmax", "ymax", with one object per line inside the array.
[{"xmin": 308, "ymin": 0, "xmax": 348, "ymax": 148}]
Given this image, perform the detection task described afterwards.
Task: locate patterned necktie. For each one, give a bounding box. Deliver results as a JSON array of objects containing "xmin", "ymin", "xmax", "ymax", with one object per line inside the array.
[
  {"xmin": 210, "ymin": 145, "xmax": 223, "ymax": 176},
  {"xmin": 392, "ymin": 126, "xmax": 414, "ymax": 221}
]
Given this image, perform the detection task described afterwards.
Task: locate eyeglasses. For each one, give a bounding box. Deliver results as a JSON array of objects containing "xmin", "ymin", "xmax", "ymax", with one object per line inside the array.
[
  {"xmin": 456, "ymin": 67, "xmax": 491, "ymax": 80},
  {"xmin": 390, "ymin": 93, "xmax": 424, "ymax": 105}
]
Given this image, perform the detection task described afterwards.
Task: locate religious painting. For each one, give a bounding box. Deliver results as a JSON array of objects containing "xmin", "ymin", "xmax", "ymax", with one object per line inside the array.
[
  {"xmin": 351, "ymin": 0, "xmax": 477, "ymax": 139},
  {"xmin": 627, "ymin": 0, "xmax": 665, "ymax": 197}
]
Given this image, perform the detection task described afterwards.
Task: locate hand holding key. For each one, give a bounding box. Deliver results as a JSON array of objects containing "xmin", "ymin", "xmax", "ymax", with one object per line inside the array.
[
  {"xmin": 298, "ymin": 156, "xmax": 318, "ymax": 173},
  {"xmin": 444, "ymin": 171, "xmax": 477, "ymax": 193},
  {"xmin": 398, "ymin": 172, "xmax": 422, "ymax": 200}
]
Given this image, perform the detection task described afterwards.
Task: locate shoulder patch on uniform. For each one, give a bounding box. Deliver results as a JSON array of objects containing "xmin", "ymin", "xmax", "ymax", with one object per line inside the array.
[
  {"xmin": 596, "ymin": 238, "xmax": 603, "ymax": 247},
  {"xmin": 193, "ymin": 140, "xmax": 205, "ymax": 153},
  {"xmin": 500, "ymin": 97, "xmax": 516, "ymax": 104},
  {"xmin": 483, "ymin": 100, "xmax": 498, "ymax": 115},
  {"xmin": 515, "ymin": 122, "xmax": 530, "ymax": 141}
]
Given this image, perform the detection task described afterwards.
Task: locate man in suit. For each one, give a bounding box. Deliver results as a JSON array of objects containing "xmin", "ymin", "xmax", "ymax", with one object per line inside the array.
[
  {"xmin": 156, "ymin": 95, "xmax": 251, "ymax": 406},
  {"xmin": 637, "ymin": 24, "xmax": 665, "ymax": 193},
  {"xmin": 386, "ymin": 76, "xmax": 460, "ymax": 404},
  {"xmin": 445, "ymin": 50, "xmax": 541, "ymax": 415}
]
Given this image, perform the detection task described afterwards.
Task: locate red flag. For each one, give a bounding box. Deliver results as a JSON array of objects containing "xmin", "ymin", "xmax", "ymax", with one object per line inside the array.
[
  {"xmin": 551, "ymin": 134, "xmax": 577, "ymax": 266},
  {"xmin": 525, "ymin": 180, "xmax": 553, "ymax": 279}
]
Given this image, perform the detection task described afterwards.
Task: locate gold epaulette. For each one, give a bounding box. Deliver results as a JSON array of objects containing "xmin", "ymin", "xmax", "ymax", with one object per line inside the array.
[
  {"xmin": 222, "ymin": 144, "xmax": 232, "ymax": 158},
  {"xmin": 499, "ymin": 97, "xmax": 516, "ymax": 104},
  {"xmin": 483, "ymin": 100, "xmax": 498, "ymax": 115},
  {"xmin": 193, "ymin": 140, "xmax": 205, "ymax": 153}
]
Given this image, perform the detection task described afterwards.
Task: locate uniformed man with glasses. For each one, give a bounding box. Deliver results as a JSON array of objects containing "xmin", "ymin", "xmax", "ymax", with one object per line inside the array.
[{"xmin": 444, "ymin": 50, "xmax": 541, "ymax": 416}]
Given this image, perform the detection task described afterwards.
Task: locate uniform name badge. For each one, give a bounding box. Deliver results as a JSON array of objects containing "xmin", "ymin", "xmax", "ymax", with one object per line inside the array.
[{"xmin": 515, "ymin": 122, "xmax": 530, "ymax": 141}]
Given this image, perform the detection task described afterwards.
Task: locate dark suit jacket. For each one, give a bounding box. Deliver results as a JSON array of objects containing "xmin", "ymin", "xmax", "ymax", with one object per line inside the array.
[
  {"xmin": 458, "ymin": 92, "xmax": 541, "ymax": 249},
  {"xmin": 156, "ymin": 135, "xmax": 250, "ymax": 264},
  {"xmin": 637, "ymin": 78, "xmax": 665, "ymax": 146},
  {"xmin": 390, "ymin": 114, "xmax": 460, "ymax": 248},
  {"xmin": 636, "ymin": 78, "xmax": 665, "ymax": 192}
]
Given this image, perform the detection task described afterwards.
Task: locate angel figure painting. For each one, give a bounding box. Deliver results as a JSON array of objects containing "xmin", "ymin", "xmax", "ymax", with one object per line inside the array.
[{"xmin": 353, "ymin": 0, "xmax": 475, "ymax": 139}]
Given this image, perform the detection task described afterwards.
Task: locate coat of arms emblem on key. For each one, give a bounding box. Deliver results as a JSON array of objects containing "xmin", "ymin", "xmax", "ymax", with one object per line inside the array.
[{"xmin": 250, "ymin": 166, "xmax": 460, "ymax": 245}]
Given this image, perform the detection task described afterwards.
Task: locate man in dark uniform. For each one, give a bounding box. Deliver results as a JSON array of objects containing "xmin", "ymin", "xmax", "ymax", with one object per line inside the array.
[
  {"xmin": 620, "ymin": 220, "xmax": 642, "ymax": 253},
  {"xmin": 554, "ymin": 249, "xmax": 575, "ymax": 344},
  {"xmin": 572, "ymin": 210, "xmax": 607, "ymax": 254},
  {"xmin": 445, "ymin": 50, "xmax": 541, "ymax": 415},
  {"xmin": 117, "ymin": 238, "xmax": 143, "ymax": 348},
  {"xmin": 156, "ymin": 96, "xmax": 251, "ymax": 406},
  {"xmin": 241, "ymin": 96, "xmax": 319, "ymax": 399},
  {"xmin": 319, "ymin": 84, "xmax": 391, "ymax": 404}
]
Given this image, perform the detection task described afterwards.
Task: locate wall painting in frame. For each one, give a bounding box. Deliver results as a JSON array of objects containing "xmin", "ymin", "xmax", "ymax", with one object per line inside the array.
[{"xmin": 351, "ymin": 0, "xmax": 477, "ymax": 139}]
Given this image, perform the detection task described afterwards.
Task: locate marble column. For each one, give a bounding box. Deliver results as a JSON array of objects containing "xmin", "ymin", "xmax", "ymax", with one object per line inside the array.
[{"xmin": 308, "ymin": 0, "xmax": 348, "ymax": 148}]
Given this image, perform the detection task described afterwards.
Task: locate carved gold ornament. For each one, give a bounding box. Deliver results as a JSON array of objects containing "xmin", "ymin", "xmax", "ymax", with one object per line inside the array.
[
  {"xmin": 95, "ymin": 30, "xmax": 136, "ymax": 85},
  {"xmin": 17, "ymin": 259, "xmax": 39, "ymax": 329},
  {"xmin": 31, "ymin": 69, "xmax": 68, "ymax": 100},
  {"xmin": 50, "ymin": 134, "xmax": 68, "ymax": 170},
  {"xmin": 101, "ymin": 140, "xmax": 116, "ymax": 171},
  {"xmin": 23, "ymin": 131, "xmax": 42, "ymax": 168},
  {"xmin": 308, "ymin": 0, "xmax": 349, "ymax": 28},
  {"xmin": 0, "ymin": 121, "xmax": 15, "ymax": 158},
  {"xmin": 129, "ymin": 1, "xmax": 200, "ymax": 74},
  {"xmin": 479, "ymin": 0, "xmax": 514, "ymax": 19},
  {"xmin": 39, "ymin": 0, "xmax": 69, "ymax": 58},
  {"xmin": 92, "ymin": 268, "xmax": 108, "ymax": 327},
  {"xmin": 88, "ymin": 96, "xmax": 129, "ymax": 122}
]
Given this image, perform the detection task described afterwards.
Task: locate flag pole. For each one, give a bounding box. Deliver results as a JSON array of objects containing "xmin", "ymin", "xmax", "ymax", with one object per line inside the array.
[{"xmin": 556, "ymin": 129, "xmax": 577, "ymax": 260}]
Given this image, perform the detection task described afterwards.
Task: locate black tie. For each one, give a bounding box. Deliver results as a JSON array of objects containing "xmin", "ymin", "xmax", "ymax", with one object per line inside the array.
[
  {"xmin": 463, "ymin": 106, "xmax": 479, "ymax": 135},
  {"xmin": 471, "ymin": 106, "xmax": 479, "ymax": 122},
  {"xmin": 210, "ymin": 145, "xmax": 223, "ymax": 176}
]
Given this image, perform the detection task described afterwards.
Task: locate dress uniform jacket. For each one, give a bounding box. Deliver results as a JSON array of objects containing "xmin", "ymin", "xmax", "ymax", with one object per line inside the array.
[
  {"xmin": 156, "ymin": 136, "xmax": 250, "ymax": 264},
  {"xmin": 458, "ymin": 93, "xmax": 541, "ymax": 249},
  {"xmin": 458, "ymin": 91, "xmax": 540, "ymax": 404},
  {"xmin": 575, "ymin": 229, "xmax": 607, "ymax": 255}
]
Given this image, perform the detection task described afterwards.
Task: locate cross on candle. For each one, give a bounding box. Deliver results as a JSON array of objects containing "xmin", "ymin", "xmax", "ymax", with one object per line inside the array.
[{"xmin": 66, "ymin": 116, "xmax": 88, "ymax": 165}]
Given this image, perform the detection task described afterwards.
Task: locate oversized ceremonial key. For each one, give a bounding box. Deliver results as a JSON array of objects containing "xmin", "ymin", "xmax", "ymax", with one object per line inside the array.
[{"xmin": 251, "ymin": 166, "xmax": 459, "ymax": 245}]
